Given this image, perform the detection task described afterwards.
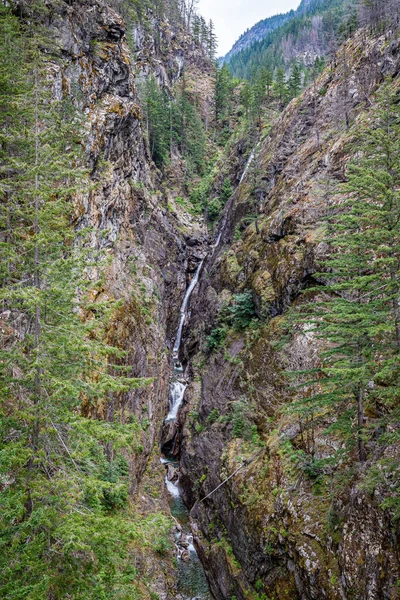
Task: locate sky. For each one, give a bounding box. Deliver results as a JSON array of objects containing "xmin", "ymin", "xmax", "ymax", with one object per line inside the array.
[{"xmin": 198, "ymin": 0, "xmax": 301, "ymax": 56}]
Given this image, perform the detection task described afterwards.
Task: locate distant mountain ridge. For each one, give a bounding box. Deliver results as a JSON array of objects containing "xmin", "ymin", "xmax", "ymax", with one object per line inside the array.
[
  {"xmin": 220, "ymin": 10, "xmax": 296, "ymax": 64},
  {"xmin": 223, "ymin": 0, "xmax": 353, "ymax": 79}
]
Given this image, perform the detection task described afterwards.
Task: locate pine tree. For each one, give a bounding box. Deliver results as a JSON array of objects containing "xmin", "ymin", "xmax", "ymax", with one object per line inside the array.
[
  {"xmin": 0, "ymin": 7, "xmax": 162, "ymax": 597},
  {"xmin": 288, "ymin": 61, "xmax": 302, "ymax": 99},
  {"xmin": 240, "ymin": 81, "xmax": 254, "ymax": 116},
  {"xmin": 192, "ymin": 13, "xmax": 201, "ymax": 44},
  {"xmin": 207, "ymin": 19, "xmax": 218, "ymax": 61},
  {"xmin": 274, "ymin": 67, "xmax": 288, "ymax": 106},
  {"xmin": 265, "ymin": 68, "xmax": 274, "ymax": 100},
  {"xmin": 215, "ymin": 64, "xmax": 233, "ymax": 123},
  {"xmin": 177, "ymin": 85, "xmax": 206, "ymax": 174},
  {"xmin": 344, "ymin": 80, "xmax": 400, "ymax": 352},
  {"xmin": 141, "ymin": 75, "xmax": 171, "ymax": 167},
  {"xmin": 286, "ymin": 80, "xmax": 400, "ymax": 464}
]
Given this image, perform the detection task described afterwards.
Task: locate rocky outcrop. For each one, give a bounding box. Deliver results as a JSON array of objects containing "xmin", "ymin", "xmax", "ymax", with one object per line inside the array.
[
  {"xmin": 17, "ymin": 1, "xmax": 213, "ymax": 597},
  {"xmin": 179, "ymin": 29, "xmax": 400, "ymax": 600}
]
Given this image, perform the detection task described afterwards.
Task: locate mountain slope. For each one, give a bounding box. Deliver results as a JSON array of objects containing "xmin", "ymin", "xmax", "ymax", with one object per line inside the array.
[
  {"xmin": 226, "ymin": 0, "xmax": 355, "ymax": 78},
  {"xmin": 179, "ymin": 22, "xmax": 400, "ymax": 600},
  {"xmin": 220, "ymin": 10, "xmax": 295, "ymax": 65}
]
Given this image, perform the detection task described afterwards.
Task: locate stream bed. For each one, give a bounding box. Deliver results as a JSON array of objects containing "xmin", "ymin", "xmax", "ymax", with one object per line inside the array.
[
  {"xmin": 161, "ymin": 257, "xmax": 213, "ymax": 600},
  {"xmin": 163, "ymin": 453, "xmax": 212, "ymax": 600}
]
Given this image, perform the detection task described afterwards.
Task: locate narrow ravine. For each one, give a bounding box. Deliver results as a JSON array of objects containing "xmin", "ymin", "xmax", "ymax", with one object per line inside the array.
[
  {"xmin": 160, "ymin": 145, "xmax": 262, "ymax": 598},
  {"xmin": 161, "ymin": 259, "xmax": 213, "ymax": 600}
]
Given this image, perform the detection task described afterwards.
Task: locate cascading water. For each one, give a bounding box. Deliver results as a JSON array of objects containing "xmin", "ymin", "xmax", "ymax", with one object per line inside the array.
[
  {"xmin": 166, "ymin": 379, "xmax": 187, "ymax": 422},
  {"xmin": 239, "ymin": 140, "xmax": 261, "ymax": 184},
  {"xmin": 213, "ymin": 141, "xmax": 261, "ymax": 252},
  {"xmin": 162, "ymin": 142, "xmax": 262, "ymax": 598},
  {"xmin": 162, "ymin": 258, "xmax": 213, "ymax": 600},
  {"xmin": 173, "ymin": 260, "xmax": 204, "ymax": 357}
]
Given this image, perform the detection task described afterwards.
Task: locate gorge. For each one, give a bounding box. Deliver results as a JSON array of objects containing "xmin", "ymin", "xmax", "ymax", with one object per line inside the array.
[{"xmin": 1, "ymin": 1, "xmax": 400, "ymax": 599}]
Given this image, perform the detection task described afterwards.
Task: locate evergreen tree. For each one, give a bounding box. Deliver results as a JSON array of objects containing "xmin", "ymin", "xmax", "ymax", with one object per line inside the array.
[
  {"xmin": 192, "ymin": 13, "xmax": 201, "ymax": 44},
  {"xmin": 240, "ymin": 81, "xmax": 254, "ymax": 116},
  {"xmin": 265, "ymin": 68, "xmax": 274, "ymax": 99},
  {"xmin": 177, "ymin": 86, "xmax": 206, "ymax": 174},
  {"xmin": 207, "ymin": 19, "xmax": 218, "ymax": 61},
  {"xmin": 286, "ymin": 80, "xmax": 400, "ymax": 464},
  {"xmin": 274, "ymin": 67, "xmax": 288, "ymax": 106},
  {"xmin": 0, "ymin": 7, "xmax": 164, "ymax": 598},
  {"xmin": 215, "ymin": 64, "xmax": 233, "ymax": 123},
  {"xmin": 288, "ymin": 61, "xmax": 302, "ymax": 99},
  {"xmin": 141, "ymin": 75, "xmax": 171, "ymax": 168}
]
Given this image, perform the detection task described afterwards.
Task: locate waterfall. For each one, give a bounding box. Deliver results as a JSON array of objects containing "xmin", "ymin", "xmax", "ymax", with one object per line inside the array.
[
  {"xmin": 173, "ymin": 259, "xmax": 204, "ymax": 357},
  {"xmin": 239, "ymin": 140, "xmax": 261, "ymax": 184},
  {"xmin": 165, "ymin": 475, "xmax": 181, "ymax": 498},
  {"xmin": 165, "ymin": 380, "xmax": 187, "ymax": 422},
  {"xmin": 162, "ymin": 255, "xmax": 213, "ymax": 598},
  {"xmin": 213, "ymin": 140, "xmax": 262, "ymax": 252},
  {"xmin": 163, "ymin": 453, "xmax": 212, "ymax": 599}
]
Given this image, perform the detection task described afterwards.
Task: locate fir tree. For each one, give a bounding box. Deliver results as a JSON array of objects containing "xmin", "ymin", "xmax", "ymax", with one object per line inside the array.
[
  {"xmin": 288, "ymin": 61, "xmax": 302, "ymax": 99},
  {"xmin": 0, "ymin": 7, "xmax": 161, "ymax": 598},
  {"xmin": 207, "ymin": 19, "xmax": 218, "ymax": 61},
  {"xmin": 274, "ymin": 67, "xmax": 288, "ymax": 106},
  {"xmin": 215, "ymin": 63, "xmax": 233, "ymax": 123},
  {"xmin": 285, "ymin": 80, "xmax": 400, "ymax": 464}
]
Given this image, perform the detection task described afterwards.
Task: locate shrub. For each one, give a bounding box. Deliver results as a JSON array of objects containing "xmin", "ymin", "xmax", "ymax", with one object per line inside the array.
[{"xmin": 229, "ymin": 290, "xmax": 256, "ymax": 330}]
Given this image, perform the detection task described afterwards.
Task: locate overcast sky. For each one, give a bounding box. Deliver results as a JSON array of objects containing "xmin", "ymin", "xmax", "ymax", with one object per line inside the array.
[{"xmin": 198, "ymin": 0, "xmax": 301, "ymax": 56}]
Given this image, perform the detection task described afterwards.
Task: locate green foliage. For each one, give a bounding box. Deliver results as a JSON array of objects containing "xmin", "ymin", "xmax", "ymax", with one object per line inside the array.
[
  {"xmin": 216, "ymin": 64, "xmax": 235, "ymax": 124},
  {"xmin": 208, "ymin": 197, "xmax": 223, "ymax": 221},
  {"xmin": 287, "ymin": 61, "xmax": 302, "ymax": 99},
  {"xmin": 227, "ymin": 0, "xmax": 350, "ymax": 81},
  {"xmin": 283, "ymin": 79, "xmax": 400, "ymax": 467},
  {"xmin": 228, "ymin": 290, "xmax": 257, "ymax": 330},
  {"xmin": 140, "ymin": 76, "xmax": 206, "ymax": 173},
  {"xmin": 0, "ymin": 7, "xmax": 166, "ymax": 598},
  {"xmin": 206, "ymin": 290, "xmax": 258, "ymax": 352},
  {"xmin": 206, "ymin": 325, "xmax": 229, "ymax": 351},
  {"xmin": 229, "ymin": 397, "xmax": 258, "ymax": 441},
  {"xmin": 208, "ymin": 408, "xmax": 221, "ymax": 424},
  {"xmin": 221, "ymin": 177, "xmax": 233, "ymax": 202},
  {"xmin": 141, "ymin": 75, "xmax": 171, "ymax": 168}
]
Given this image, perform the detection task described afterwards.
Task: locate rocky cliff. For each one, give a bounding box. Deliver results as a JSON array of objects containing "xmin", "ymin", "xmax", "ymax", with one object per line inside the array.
[
  {"xmin": 179, "ymin": 28, "xmax": 400, "ymax": 600},
  {"xmin": 12, "ymin": 1, "xmax": 212, "ymax": 597}
]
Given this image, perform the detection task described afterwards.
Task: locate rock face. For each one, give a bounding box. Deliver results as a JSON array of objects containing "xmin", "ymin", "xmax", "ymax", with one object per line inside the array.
[
  {"xmin": 11, "ymin": 2, "xmax": 400, "ymax": 598},
  {"xmin": 17, "ymin": 1, "xmax": 212, "ymax": 597},
  {"xmin": 179, "ymin": 30, "xmax": 400, "ymax": 600}
]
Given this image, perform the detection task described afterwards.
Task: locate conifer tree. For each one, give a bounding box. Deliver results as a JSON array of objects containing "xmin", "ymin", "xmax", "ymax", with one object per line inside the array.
[
  {"xmin": 207, "ymin": 19, "xmax": 218, "ymax": 61},
  {"xmin": 274, "ymin": 67, "xmax": 288, "ymax": 106},
  {"xmin": 0, "ymin": 7, "xmax": 161, "ymax": 597},
  {"xmin": 215, "ymin": 64, "xmax": 233, "ymax": 123},
  {"xmin": 240, "ymin": 81, "xmax": 254, "ymax": 116},
  {"xmin": 288, "ymin": 61, "xmax": 302, "ymax": 99},
  {"xmin": 286, "ymin": 80, "xmax": 400, "ymax": 464},
  {"xmin": 265, "ymin": 68, "xmax": 274, "ymax": 100}
]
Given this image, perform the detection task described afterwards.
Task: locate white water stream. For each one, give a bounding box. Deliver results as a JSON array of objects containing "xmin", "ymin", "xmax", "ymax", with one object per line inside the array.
[
  {"xmin": 165, "ymin": 379, "xmax": 187, "ymax": 422},
  {"xmin": 239, "ymin": 140, "xmax": 261, "ymax": 184},
  {"xmin": 213, "ymin": 140, "xmax": 261, "ymax": 251},
  {"xmin": 173, "ymin": 259, "xmax": 204, "ymax": 357},
  {"xmin": 162, "ymin": 256, "xmax": 212, "ymax": 599}
]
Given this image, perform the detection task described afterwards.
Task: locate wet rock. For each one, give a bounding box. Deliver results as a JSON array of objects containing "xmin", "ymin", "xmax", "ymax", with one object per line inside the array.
[
  {"xmin": 180, "ymin": 549, "xmax": 191, "ymax": 562},
  {"xmin": 178, "ymin": 27, "xmax": 400, "ymax": 600}
]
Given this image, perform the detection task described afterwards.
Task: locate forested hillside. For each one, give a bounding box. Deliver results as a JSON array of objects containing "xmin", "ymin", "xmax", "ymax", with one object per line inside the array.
[
  {"xmin": 226, "ymin": 0, "xmax": 355, "ymax": 80},
  {"xmin": 220, "ymin": 10, "xmax": 295, "ymax": 66},
  {"xmin": 1, "ymin": 0, "xmax": 400, "ymax": 599},
  {"xmin": 0, "ymin": 0, "xmax": 215, "ymax": 597}
]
